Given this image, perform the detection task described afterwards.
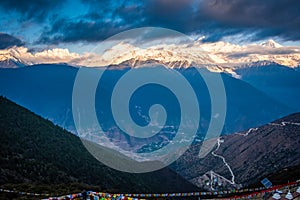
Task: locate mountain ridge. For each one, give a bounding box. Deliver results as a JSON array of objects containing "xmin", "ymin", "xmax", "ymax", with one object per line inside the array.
[
  {"xmin": 173, "ymin": 112, "xmax": 300, "ymax": 190},
  {"xmin": 0, "ymin": 96, "xmax": 198, "ymax": 194},
  {"xmin": 1, "ymin": 39, "xmax": 300, "ymax": 69},
  {"xmin": 0, "ymin": 64, "xmax": 293, "ymax": 138}
]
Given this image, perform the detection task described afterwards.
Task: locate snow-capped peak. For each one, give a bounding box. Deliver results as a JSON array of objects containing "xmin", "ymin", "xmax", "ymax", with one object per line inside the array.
[
  {"xmin": 100, "ymin": 39, "xmax": 299, "ymax": 68},
  {"xmin": 0, "ymin": 39, "xmax": 300, "ymax": 70},
  {"xmin": 0, "ymin": 46, "xmax": 81, "ymax": 68},
  {"xmin": 260, "ymin": 39, "xmax": 282, "ymax": 48},
  {"xmin": 0, "ymin": 47, "xmax": 29, "ymax": 68}
]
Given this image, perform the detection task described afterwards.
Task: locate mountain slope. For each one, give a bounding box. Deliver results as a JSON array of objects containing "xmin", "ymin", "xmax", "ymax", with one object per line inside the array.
[
  {"xmin": 0, "ymin": 96, "xmax": 198, "ymax": 194},
  {"xmin": 234, "ymin": 62, "xmax": 300, "ymax": 110},
  {"xmin": 0, "ymin": 65, "xmax": 293, "ymax": 138},
  {"xmin": 0, "ymin": 59, "xmax": 26, "ymax": 68},
  {"xmin": 0, "ymin": 64, "xmax": 77, "ymax": 131},
  {"xmin": 173, "ymin": 113, "xmax": 300, "ymax": 189}
]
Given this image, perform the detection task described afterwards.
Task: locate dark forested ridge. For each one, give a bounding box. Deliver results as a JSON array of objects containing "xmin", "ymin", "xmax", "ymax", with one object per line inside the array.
[{"xmin": 0, "ymin": 96, "xmax": 198, "ymax": 197}]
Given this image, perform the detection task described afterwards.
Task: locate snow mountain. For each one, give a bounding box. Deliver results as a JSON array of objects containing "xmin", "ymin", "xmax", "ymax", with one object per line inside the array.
[
  {"xmin": 95, "ymin": 39, "xmax": 300, "ymax": 69},
  {"xmin": 1, "ymin": 40, "xmax": 300, "ymax": 70},
  {"xmin": 260, "ymin": 39, "xmax": 283, "ymax": 48},
  {"xmin": 0, "ymin": 51, "xmax": 28, "ymax": 68}
]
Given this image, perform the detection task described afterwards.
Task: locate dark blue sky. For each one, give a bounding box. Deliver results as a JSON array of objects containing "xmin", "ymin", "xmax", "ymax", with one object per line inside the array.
[{"xmin": 0, "ymin": 0, "xmax": 300, "ymax": 51}]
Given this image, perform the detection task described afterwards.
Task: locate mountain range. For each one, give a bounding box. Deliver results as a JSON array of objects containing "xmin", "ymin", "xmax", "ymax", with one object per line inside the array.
[
  {"xmin": 0, "ymin": 64, "xmax": 296, "ymax": 151},
  {"xmin": 0, "ymin": 39, "xmax": 299, "ymax": 197},
  {"xmin": 1, "ymin": 38, "xmax": 300, "ymax": 157},
  {"xmin": 0, "ymin": 39, "xmax": 299, "ymax": 68}
]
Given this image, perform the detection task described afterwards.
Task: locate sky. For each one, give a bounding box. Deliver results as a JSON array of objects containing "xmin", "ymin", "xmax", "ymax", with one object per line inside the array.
[{"xmin": 0, "ymin": 0, "xmax": 300, "ymax": 54}]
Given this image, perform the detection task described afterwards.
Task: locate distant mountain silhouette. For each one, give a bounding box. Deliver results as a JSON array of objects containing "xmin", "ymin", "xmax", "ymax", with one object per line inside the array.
[
  {"xmin": 0, "ymin": 64, "xmax": 293, "ymax": 140},
  {"xmin": 235, "ymin": 63, "xmax": 300, "ymax": 111}
]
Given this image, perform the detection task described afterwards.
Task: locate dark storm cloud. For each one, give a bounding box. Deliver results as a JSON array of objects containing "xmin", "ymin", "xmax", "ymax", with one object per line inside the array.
[
  {"xmin": 38, "ymin": 0, "xmax": 300, "ymax": 44},
  {"xmin": 201, "ymin": 0, "xmax": 300, "ymax": 41},
  {"xmin": 0, "ymin": 0, "xmax": 64, "ymax": 22},
  {"xmin": 37, "ymin": 18, "xmax": 135, "ymax": 44},
  {"xmin": 38, "ymin": 0, "xmax": 145, "ymax": 44},
  {"xmin": 38, "ymin": 0, "xmax": 200, "ymax": 44},
  {"xmin": 143, "ymin": 0, "xmax": 199, "ymax": 32},
  {"xmin": 0, "ymin": 33, "xmax": 24, "ymax": 49}
]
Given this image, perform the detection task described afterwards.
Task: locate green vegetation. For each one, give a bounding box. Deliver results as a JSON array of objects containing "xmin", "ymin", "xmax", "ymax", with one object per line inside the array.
[{"xmin": 0, "ymin": 96, "xmax": 197, "ymax": 198}]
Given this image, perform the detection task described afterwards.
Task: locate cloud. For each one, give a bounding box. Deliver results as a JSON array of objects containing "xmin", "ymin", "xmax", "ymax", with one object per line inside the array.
[
  {"xmin": 0, "ymin": 0, "xmax": 64, "ymax": 22},
  {"xmin": 37, "ymin": 0, "xmax": 202, "ymax": 44},
  {"xmin": 143, "ymin": 0, "xmax": 199, "ymax": 32},
  {"xmin": 37, "ymin": 0, "xmax": 300, "ymax": 44},
  {"xmin": 38, "ymin": 18, "xmax": 132, "ymax": 44},
  {"xmin": 37, "ymin": 0, "xmax": 147, "ymax": 44},
  {"xmin": 201, "ymin": 0, "xmax": 300, "ymax": 41},
  {"xmin": 0, "ymin": 33, "xmax": 24, "ymax": 49}
]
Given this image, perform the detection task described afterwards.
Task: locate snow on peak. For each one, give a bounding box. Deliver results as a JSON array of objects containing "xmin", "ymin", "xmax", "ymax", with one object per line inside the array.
[
  {"xmin": 206, "ymin": 65, "xmax": 241, "ymax": 79},
  {"xmin": 0, "ymin": 46, "xmax": 81, "ymax": 67},
  {"xmin": 101, "ymin": 40, "xmax": 299, "ymax": 68},
  {"xmin": 0, "ymin": 38, "xmax": 300, "ymax": 69},
  {"xmin": 260, "ymin": 39, "xmax": 282, "ymax": 48}
]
